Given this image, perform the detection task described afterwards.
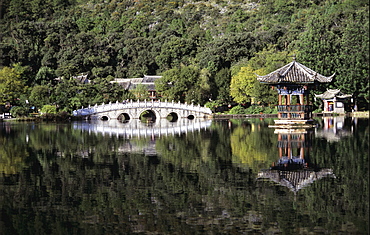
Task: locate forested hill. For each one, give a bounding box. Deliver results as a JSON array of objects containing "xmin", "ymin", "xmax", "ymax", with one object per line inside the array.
[{"xmin": 0, "ymin": 0, "xmax": 368, "ymax": 112}]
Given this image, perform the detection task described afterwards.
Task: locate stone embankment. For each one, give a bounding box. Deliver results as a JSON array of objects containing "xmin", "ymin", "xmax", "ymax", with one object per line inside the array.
[
  {"xmin": 212, "ymin": 114, "xmax": 278, "ymax": 119},
  {"xmin": 211, "ymin": 111, "xmax": 369, "ymax": 119},
  {"xmin": 350, "ymin": 111, "xmax": 369, "ymax": 117}
]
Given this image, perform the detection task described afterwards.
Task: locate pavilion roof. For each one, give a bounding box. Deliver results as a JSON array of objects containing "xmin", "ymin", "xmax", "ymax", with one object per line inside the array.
[
  {"xmin": 257, "ymin": 61, "xmax": 335, "ymax": 85},
  {"xmin": 315, "ymin": 89, "xmax": 352, "ymax": 99},
  {"xmin": 257, "ymin": 168, "xmax": 335, "ymax": 193},
  {"xmin": 109, "ymin": 75, "xmax": 162, "ymax": 91}
]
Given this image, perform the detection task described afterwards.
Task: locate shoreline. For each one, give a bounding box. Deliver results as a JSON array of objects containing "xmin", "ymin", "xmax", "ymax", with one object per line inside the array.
[
  {"xmin": 211, "ymin": 111, "xmax": 369, "ymax": 119},
  {"xmin": 1, "ymin": 111, "xmax": 369, "ymax": 122}
]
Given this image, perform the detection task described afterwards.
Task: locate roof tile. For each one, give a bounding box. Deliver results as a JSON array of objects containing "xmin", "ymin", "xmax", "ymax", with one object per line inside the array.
[{"xmin": 257, "ymin": 61, "xmax": 334, "ymax": 84}]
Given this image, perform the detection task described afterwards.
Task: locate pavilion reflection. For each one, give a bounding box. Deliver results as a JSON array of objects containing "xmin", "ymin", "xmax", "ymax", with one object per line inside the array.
[
  {"xmin": 315, "ymin": 116, "xmax": 353, "ymax": 142},
  {"xmin": 258, "ymin": 127, "xmax": 335, "ymax": 193}
]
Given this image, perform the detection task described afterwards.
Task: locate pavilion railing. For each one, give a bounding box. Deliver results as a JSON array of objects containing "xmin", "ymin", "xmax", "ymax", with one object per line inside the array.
[
  {"xmin": 277, "ymin": 105, "xmax": 312, "ymax": 112},
  {"xmin": 276, "ymin": 105, "xmax": 313, "ymax": 119}
]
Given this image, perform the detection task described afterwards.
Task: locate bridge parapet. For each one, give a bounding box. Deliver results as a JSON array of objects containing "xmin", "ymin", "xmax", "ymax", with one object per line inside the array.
[{"xmin": 73, "ymin": 100, "xmax": 212, "ymax": 119}]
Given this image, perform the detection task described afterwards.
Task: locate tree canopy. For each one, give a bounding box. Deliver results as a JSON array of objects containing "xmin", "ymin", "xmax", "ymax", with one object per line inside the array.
[
  {"xmin": 0, "ymin": 0, "xmax": 368, "ymax": 111},
  {"xmin": 230, "ymin": 48, "xmax": 292, "ymax": 105},
  {"xmin": 0, "ymin": 64, "xmax": 26, "ymax": 104}
]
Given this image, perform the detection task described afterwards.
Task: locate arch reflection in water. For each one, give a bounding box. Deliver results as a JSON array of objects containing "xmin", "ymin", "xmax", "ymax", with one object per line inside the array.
[
  {"xmin": 72, "ymin": 118, "xmax": 212, "ymax": 139},
  {"xmin": 258, "ymin": 128, "xmax": 336, "ymax": 193}
]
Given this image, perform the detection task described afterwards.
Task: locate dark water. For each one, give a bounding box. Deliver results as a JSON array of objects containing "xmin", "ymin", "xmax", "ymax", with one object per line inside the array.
[{"xmin": 0, "ymin": 117, "xmax": 368, "ymax": 234}]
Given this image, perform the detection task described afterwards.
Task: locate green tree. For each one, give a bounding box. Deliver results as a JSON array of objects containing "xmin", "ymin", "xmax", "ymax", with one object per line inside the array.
[
  {"xmin": 230, "ymin": 65, "xmax": 256, "ymax": 104},
  {"xmin": 91, "ymin": 77, "xmax": 133, "ymax": 104},
  {"xmin": 298, "ymin": 2, "xmax": 369, "ymax": 108},
  {"xmin": 197, "ymin": 32, "xmax": 260, "ymax": 72},
  {"xmin": 119, "ymin": 37, "xmax": 157, "ymax": 77},
  {"xmin": 51, "ymin": 78, "xmax": 79, "ymax": 112},
  {"xmin": 185, "ymin": 68, "xmax": 212, "ymax": 105},
  {"xmin": 0, "ymin": 65, "xmax": 26, "ymax": 104},
  {"xmin": 155, "ymin": 35, "xmax": 195, "ymax": 71},
  {"xmin": 213, "ymin": 68, "xmax": 232, "ymax": 104},
  {"xmin": 155, "ymin": 65, "xmax": 200, "ymax": 103},
  {"xmin": 230, "ymin": 47, "xmax": 292, "ymax": 105},
  {"xmin": 10, "ymin": 106, "xmax": 29, "ymax": 117},
  {"xmin": 337, "ymin": 8, "xmax": 369, "ymax": 105},
  {"xmin": 35, "ymin": 66, "xmax": 56, "ymax": 85},
  {"xmin": 131, "ymin": 84, "xmax": 149, "ymax": 101},
  {"xmin": 40, "ymin": 104, "xmax": 57, "ymax": 114},
  {"xmin": 29, "ymin": 85, "xmax": 51, "ymax": 110}
]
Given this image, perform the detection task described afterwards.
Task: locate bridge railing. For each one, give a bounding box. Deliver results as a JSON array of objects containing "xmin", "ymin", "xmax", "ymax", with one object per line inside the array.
[{"xmin": 73, "ymin": 100, "xmax": 212, "ymax": 116}]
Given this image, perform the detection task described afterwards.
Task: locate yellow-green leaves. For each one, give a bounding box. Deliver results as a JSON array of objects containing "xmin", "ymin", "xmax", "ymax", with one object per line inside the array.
[
  {"xmin": 0, "ymin": 66, "xmax": 26, "ymax": 104},
  {"xmin": 230, "ymin": 65, "xmax": 256, "ymax": 104},
  {"xmin": 230, "ymin": 47, "xmax": 293, "ymax": 105}
]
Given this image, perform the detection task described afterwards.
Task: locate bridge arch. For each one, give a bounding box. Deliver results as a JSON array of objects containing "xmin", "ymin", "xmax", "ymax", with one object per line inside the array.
[
  {"xmin": 136, "ymin": 108, "xmax": 161, "ymax": 121},
  {"xmin": 118, "ymin": 113, "xmax": 130, "ymax": 121},
  {"xmin": 139, "ymin": 109, "xmax": 157, "ymax": 122},
  {"xmin": 101, "ymin": 115, "xmax": 109, "ymax": 121},
  {"xmin": 166, "ymin": 112, "xmax": 178, "ymax": 122},
  {"xmin": 187, "ymin": 114, "xmax": 195, "ymax": 120}
]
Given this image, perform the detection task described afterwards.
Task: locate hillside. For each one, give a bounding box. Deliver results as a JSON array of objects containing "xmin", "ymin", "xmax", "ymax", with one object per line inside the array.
[{"xmin": 0, "ymin": 0, "xmax": 368, "ymax": 112}]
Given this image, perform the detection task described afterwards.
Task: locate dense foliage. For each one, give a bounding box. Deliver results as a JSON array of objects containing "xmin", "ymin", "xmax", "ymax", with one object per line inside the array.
[{"xmin": 0, "ymin": 0, "xmax": 368, "ymax": 113}]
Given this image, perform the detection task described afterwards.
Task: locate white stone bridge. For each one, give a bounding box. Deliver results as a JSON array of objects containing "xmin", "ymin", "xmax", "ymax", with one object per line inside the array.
[{"xmin": 72, "ymin": 100, "xmax": 212, "ymax": 120}]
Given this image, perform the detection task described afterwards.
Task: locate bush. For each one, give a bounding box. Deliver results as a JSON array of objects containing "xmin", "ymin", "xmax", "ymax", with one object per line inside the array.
[
  {"xmin": 228, "ymin": 105, "xmax": 247, "ymax": 114},
  {"xmin": 263, "ymin": 106, "xmax": 277, "ymax": 114},
  {"xmin": 312, "ymin": 108, "xmax": 322, "ymax": 113},
  {"xmin": 227, "ymin": 105, "xmax": 278, "ymax": 115},
  {"xmin": 40, "ymin": 105, "xmax": 57, "ymax": 115},
  {"xmin": 10, "ymin": 106, "xmax": 29, "ymax": 117},
  {"xmin": 205, "ymin": 100, "xmax": 223, "ymax": 112},
  {"xmin": 56, "ymin": 111, "xmax": 71, "ymax": 120},
  {"xmin": 245, "ymin": 105, "xmax": 277, "ymax": 114},
  {"xmin": 246, "ymin": 105, "xmax": 264, "ymax": 114}
]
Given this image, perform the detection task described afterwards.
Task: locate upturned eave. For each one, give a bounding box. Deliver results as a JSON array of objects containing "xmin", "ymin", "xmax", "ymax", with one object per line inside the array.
[{"xmin": 257, "ymin": 61, "xmax": 335, "ymax": 85}]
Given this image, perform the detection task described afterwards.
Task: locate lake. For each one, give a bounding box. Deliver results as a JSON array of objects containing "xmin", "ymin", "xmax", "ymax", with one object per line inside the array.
[{"xmin": 0, "ymin": 116, "xmax": 368, "ymax": 234}]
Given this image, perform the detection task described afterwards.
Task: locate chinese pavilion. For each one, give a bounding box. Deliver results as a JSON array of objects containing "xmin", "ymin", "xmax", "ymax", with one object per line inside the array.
[
  {"xmin": 314, "ymin": 89, "xmax": 352, "ymax": 113},
  {"xmin": 257, "ymin": 59, "xmax": 334, "ymax": 126}
]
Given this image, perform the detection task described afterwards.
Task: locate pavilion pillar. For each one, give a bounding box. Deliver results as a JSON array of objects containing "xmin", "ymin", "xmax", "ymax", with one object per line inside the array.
[
  {"xmin": 287, "ymin": 95, "xmax": 291, "ymax": 118},
  {"xmin": 299, "ymin": 94, "xmax": 304, "ymax": 118},
  {"xmin": 279, "ymin": 147, "xmax": 283, "ymax": 159},
  {"xmin": 299, "ymin": 94, "xmax": 304, "ymax": 105},
  {"xmin": 300, "ymin": 147, "xmax": 304, "ymax": 159},
  {"xmin": 306, "ymin": 92, "xmax": 309, "ymax": 105},
  {"xmin": 287, "ymin": 95, "xmax": 291, "ymax": 105},
  {"xmin": 278, "ymin": 95, "xmax": 282, "ymax": 118}
]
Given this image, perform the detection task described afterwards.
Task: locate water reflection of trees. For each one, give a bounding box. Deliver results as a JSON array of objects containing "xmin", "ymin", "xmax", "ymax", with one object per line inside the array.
[
  {"xmin": 0, "ymin": 118, "xmax": 368, "ymax": 234},
  {"xmin": 229, "ymin": 118, "xmax": 278, "ymax": 171}
]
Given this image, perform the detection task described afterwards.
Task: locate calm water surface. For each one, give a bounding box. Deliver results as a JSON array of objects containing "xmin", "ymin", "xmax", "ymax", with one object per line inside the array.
[{"xmin": 0, "ymin": 117, "xmax": 368, "ymax": 234}]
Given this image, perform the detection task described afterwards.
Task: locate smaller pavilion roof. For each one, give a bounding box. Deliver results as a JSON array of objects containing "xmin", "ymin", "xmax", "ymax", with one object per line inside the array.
[
  {"xmin": 257, "ymin": 61, "xmax": 335, "ymax": 85},
  {"xmin": 315, "ymin": 89, "xmax": 352, "ymax": 99}
]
